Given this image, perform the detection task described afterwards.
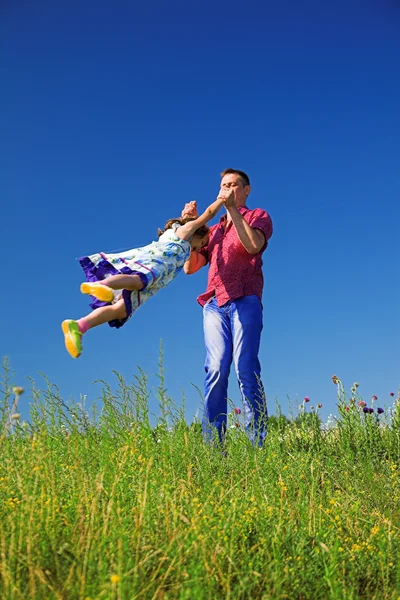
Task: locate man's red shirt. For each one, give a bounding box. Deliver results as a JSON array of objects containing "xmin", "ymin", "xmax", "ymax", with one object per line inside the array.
[{"xmin": 197, "ymin": 205, "xmax": 273, "ymax": 307}]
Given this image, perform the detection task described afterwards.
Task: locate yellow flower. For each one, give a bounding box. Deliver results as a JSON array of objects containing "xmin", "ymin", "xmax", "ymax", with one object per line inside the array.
[
  {"xmin": 12, "ymin": 386, "xmax": 24, "ymax": 395},
  {"xmin": 370, "ymin": 525, "xmax": 380, "ymax": 536},
  {"xmin": 110, "ymin": 574, "xmax": 120, "ymax": 584}
]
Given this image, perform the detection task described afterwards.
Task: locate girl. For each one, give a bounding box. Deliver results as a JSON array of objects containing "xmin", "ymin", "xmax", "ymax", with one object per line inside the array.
[{"xmin": 62, "ymin": 196, "xmax": 225, "ymax": 358}]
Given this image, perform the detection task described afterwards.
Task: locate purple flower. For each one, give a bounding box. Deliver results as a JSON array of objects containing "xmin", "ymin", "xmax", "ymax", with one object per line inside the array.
[
  {"xmin": 358, "ymin": 401, "xmax": 367, "ymax": 408},
  {"xmin": 363, "ymin": 407, "xmax": 369, "ymax": 413},
  {"xmin": 304, "ymin": 396, "xmax": 310, "ymax": 403},
  {"xmin": 369, "ymin": 408, "xmax": 374, "ymax": 414},
  {"xmin": 372, "ymin": 395, "xmax": 378, "ymax": 401},
  {"xmin": 377, "ymin": 407, "xmax": 384, "ymax": 414},
  {"xmin": 317, "ymin": 403, "xmax": 323, "ymax": 409},
  {"xmin": 390, "ymin": 392, "xmax": 395, "ymax": 397},
  {"xmin": 234, "ymin": 407, "xmax": 241, "ymax": 415}
]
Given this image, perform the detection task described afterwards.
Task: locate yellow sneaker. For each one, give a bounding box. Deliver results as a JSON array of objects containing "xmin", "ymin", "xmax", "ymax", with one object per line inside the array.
[
  {"xmin": 62, "ymin": 320, "xmax": 83, "ymax": 358},
  {"xmin": 80, "ymin": 281, "xmax": 114, "ymax": 302}
]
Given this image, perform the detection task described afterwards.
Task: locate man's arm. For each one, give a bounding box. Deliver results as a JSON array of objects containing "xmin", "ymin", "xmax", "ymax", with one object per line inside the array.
[
  {"xmin": 181, "ymin": 200, "xmax": 206, "ymax": 274},
  {"xmin": 226, "ymin": 205, "xmax": 265, "ymax": 254}
]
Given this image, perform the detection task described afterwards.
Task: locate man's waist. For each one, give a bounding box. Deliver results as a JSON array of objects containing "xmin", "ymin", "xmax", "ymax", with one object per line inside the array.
[{"xmin": 197, "ymin": 286, "xmax": 263, "ymax": 307}]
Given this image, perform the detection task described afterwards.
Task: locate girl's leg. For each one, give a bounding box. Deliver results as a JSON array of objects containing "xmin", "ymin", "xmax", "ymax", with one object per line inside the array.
[
  {"xmin": 81, "ymin": 275, "xmax": 144, "ymax": 302},
  {"xmin": 102, "ymin": 274, "xmax": 145, "ymax": 291},
  {"xmin": 62, "ymin": 299, "xmax": 127, "ymax": 358},
  {"xmin": 83, "ymin": 298, "xmax": 127, "ymax": 329}
]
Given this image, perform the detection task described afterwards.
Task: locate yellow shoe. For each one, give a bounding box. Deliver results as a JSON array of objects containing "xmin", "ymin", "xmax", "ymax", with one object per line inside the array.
[
  {"xmin": 62, "ymin": 320, "xmax": 83, "ymax": 358},
  {"xmin": 80, "ymin": 281, "xmax": 114, "ymax": 302}
]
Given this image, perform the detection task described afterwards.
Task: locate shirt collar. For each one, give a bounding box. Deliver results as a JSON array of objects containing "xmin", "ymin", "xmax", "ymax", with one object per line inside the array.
[{"xmin": 219, "ymin": 204, "xmax": 249, "ymax": 224}]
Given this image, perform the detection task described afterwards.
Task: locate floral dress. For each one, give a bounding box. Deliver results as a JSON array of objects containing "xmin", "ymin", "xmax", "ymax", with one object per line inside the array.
[{"xmin": 79, "ymin": 224, "xmax": 191, "ymax": 328}]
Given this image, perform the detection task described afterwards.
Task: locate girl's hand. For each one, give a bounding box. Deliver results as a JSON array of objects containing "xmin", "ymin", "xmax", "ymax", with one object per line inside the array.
[{"xmin": 181, "ymin": 200, "xmax": 198, "ymax": 219}]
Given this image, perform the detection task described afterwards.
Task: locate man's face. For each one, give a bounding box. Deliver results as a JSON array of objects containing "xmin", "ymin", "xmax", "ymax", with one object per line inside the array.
[{"xmin": 220, "ymin": 173, "xmax": 250, "ymax": 208}]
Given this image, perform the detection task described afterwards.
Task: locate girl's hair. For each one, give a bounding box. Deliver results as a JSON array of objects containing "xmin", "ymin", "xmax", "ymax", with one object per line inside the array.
[{"xmin": 158, "ymin": 217, "xmax": 210, "ymax": 239}]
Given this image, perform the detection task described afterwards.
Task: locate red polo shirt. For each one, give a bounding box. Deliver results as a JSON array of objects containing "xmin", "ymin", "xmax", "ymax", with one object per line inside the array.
[{"xmin": 197, "ymin": 205, "xmax": 273, "ymax": 307}]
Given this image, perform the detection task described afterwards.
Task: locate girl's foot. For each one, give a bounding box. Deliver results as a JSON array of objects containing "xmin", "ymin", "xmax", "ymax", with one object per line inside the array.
[
  {"xmin": 80, "ymin": 281, "xmax": 114, "ymax": 302},
  {"xmin": 62, "ymin": 320, "xmax": 83, "ymax": 358}
]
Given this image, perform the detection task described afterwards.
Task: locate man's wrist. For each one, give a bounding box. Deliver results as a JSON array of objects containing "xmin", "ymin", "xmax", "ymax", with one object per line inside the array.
[{"xmin": 226, "ymin": 204, "xmax": 240, "ymax": 217}]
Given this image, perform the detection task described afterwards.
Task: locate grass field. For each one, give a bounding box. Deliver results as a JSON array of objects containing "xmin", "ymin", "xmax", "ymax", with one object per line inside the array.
[{"xmin": 1, "ymin": 360, "xmax": 400, "ymax": 599}]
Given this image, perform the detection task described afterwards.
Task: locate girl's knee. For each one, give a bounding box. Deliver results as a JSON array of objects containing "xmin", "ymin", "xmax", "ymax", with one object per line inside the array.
[{"xmin": 113, "ymin": 300, "xmax": 127, "ymax": 319}]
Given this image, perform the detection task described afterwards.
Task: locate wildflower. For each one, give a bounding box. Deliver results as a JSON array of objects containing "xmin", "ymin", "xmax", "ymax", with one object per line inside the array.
[
  {"xmin": 368, "ymin": 408, "xmax": 374, "ymax": 414},
  {"xmin": 235, "ymin": 422, "xmax": 240, "ymax": 427},
  {"xmin": 332, "ymin": 375, "xmax": 339, "ymax": 384},
  {"xmin": 12, "ymin": 386, "xmax": 24, "ymax": 395},
  {"xmin": 345, "ymin": 406, "xmax": 350, "ymax": 412},
  {"xmin": 377, "ymin": 407, "xmax": 384, "ymax": 414},
  {"xmin": 372, "ymin": 395, "xmax": 378, "ymax": 401},
  {"xmin": 234, "ymin": 407, "xmax": 241, "ymax": 415},
  {"xmin": 390, "ymin": 392, "xmax": 395, "ymax": 397},
  {"xmin": 354, "ymin": 382, "xmax": 359, "ymax": 388},
  {"xmin": 11, "ymin": 413, "xmax": 20, "ymax": 420},
  {"xmin": 304, "ymin": 396, "xmax": 310, "ymax": 403},
  {"xmin": 110, "ymin": 574, "xmax": 120, "ymax": 584},
  {"xmin": 358, "ymin": 401, "xmax": 366, "ymax": 408},
  {"xmin": 317, "ymin": 403, "xmax": 322, "ymax": 408},
  {"xmin": 363, "ymin": 407, "xmax": 369, "ymax": 413}
]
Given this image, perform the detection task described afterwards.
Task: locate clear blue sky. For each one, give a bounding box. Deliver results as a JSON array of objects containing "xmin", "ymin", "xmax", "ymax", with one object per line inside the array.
[{"xmin": 1, "ymin": 0, "xmax": 399, "ymax": 423}]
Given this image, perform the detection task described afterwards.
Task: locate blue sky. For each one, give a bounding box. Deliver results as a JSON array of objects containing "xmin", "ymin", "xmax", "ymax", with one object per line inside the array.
[{"xmin": 1, "ymin": 0, "xmax": 399, "ymax": 424}]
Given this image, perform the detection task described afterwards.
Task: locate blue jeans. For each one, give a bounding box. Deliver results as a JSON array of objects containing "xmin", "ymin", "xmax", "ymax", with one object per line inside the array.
[{"xmin": 202, "ymin": 295, "xmax": 267, "ymax": 446}]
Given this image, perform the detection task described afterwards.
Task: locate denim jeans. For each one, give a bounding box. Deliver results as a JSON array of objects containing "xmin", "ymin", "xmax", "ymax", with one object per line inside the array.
[{"xmin": 202, "ymin": 295, "xmax": 267, "ymax": 446}]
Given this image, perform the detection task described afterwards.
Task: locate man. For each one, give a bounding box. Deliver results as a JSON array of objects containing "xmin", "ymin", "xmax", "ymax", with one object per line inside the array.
[{"xmin": 182, "ymin": 169, "xmax": 273, "ymax": 445}]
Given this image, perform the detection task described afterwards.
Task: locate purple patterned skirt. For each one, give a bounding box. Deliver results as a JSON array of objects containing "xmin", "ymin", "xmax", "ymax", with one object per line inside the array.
[{"xmin": 79, "ymin": 255, "xmax": 150, "ymax": 328}]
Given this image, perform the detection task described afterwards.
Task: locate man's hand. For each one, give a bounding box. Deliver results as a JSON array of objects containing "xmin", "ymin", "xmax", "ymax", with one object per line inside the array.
[
  {"xmin": 217, "ymin": 188, "xmax": 235, "ymax": 208},
  {"xmin": 181, "ymin": 200, "xmax": 198, "ymax": 219}
]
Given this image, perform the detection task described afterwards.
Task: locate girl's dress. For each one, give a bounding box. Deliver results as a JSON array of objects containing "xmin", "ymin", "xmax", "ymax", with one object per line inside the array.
[{"xmin": 79, "ymin": 224, "xmax": 191, "ymax": 328}]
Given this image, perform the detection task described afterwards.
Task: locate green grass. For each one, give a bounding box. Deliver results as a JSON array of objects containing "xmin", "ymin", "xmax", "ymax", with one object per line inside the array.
[{"xmin": 1, "ymin": 360, "xmax": 400, "ymax": 599}]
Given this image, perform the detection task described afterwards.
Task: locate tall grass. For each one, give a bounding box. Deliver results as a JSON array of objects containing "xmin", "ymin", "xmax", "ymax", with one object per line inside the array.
[{"xmin": 1, "ymin": 358, "xmax": 400, "ymax": 599}]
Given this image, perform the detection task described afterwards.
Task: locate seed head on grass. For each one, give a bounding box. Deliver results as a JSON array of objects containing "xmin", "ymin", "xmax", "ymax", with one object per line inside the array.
[{"xmin": 12, "ymin": 386, "xmax": 24, "ymax": 395}]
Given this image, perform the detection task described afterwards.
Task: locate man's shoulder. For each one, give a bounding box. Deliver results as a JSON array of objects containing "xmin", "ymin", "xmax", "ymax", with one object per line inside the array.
[
  {"xmin": 242, "ymin": 206, "xmax": 271, "ymax": 220},
  {"xmin": 242, "ymin": 204, "xmax": 268, "ymax": 214}
]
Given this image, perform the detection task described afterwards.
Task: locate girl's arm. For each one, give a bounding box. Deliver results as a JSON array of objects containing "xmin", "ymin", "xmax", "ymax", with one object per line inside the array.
[{"xmin": 176, "ymin": 196, "xmax": 225, "ymax": 241}]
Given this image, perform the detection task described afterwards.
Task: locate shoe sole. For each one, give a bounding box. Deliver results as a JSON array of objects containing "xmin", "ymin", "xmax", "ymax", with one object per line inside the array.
[
  {"xmin": 80, "ymin": 282, "xmax": 114, "ymax": 302},
  {"xmin": 62, "ymin": 320, "xmax": 81, "ymax": 358}
]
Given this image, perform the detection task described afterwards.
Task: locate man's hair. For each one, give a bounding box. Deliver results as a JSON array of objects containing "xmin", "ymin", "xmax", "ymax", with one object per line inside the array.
[
  {"xmin": 158, "ymin": 217, "xmax": 210, "ymax": 239},
  {"xmin": 220, "ymin": 168, "xmax": 250, "ymax": 187}
]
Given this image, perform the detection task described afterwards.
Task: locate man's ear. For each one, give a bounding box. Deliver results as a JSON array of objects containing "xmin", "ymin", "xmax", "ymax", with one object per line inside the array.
[{"xmin": 245, "ymin": 185, "xmax": 251, "ymax": 197}]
